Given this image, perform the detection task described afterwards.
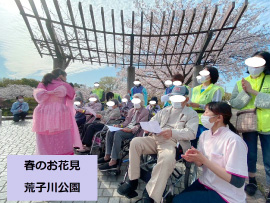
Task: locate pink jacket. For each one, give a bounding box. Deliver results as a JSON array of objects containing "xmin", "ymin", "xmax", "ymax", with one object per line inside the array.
[
  {"xmin": 37, "ymin": 79, "xmax": 75, "ymax": 98},
  {"xmin": 121, "ymin": 107, "xmax": 149, "ymax": 137},
  {"xmin": 33, "ymin": 79, "xmax": 82, "ymax": 149}
]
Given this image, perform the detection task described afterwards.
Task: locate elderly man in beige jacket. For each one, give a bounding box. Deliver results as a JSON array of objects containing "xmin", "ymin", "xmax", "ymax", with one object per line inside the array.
[{"xmin": 117, "ymin": 86, "xmax": 199, "ymax": 203}]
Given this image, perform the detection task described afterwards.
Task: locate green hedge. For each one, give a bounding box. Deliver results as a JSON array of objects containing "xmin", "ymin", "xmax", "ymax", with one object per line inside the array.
[{"xmin": 1, "ymin": 97, "xmax": 38, "ymax": 116}]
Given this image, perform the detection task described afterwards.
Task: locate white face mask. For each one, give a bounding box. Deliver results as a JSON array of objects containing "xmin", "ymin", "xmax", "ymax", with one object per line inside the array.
[
  {"xmin": 248, "ymin": 66, "xmax": 265, "ymax": 77},
  {"xmin": 172, "ymin": 102, "xmax": 182, "ymax": 109},
  {"xmin": 201, "ymin": 115, "xmax": 217, "ymax": 129},
  {"xmin": 200, "ymin": 76, "xmax": 210, "ymax": 83},
  {"xmin": 161, "ymin": 95, "xmax": 169, "ymax": 103},
  {"xmin": 134, "ymin": 103, "xmax": 141, "ymax": 109},
  {"xmin": 196, "ymin": 77, "xmax": 202, "ymax": 84},
  {"xmin": 18, "ymin": 99, "xmax": 24, "ymax": 102},
  {"xmin": 89, "ymin": 101, "xmax": 95, "ymax": 104},
  {"xmin": 108, "ymin": 106, "xmax": 113, "ymax": 110},
  {"xmin": 165, "ymin": 80, "xmax": 173, "ymax": 87}
]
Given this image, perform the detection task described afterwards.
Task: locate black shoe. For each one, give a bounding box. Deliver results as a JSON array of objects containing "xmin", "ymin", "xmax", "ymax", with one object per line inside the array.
[
  {"xmin": 142, "ymin": 189, "xmax": 154, "ymax": 203},
  {"xmin": 117, "ymin": 179, "xmax": 138, "ymax": 197},
  {"xmin": 98, "ymin": 162, "xmax": 118, "ymax": 171},
  {"xmin": 98, "ymin": 157, "xmax": 110, "ymax": 165},
  {"xmin": 245, "ymin": 183, "xmax": 257, "ymax": 196}
]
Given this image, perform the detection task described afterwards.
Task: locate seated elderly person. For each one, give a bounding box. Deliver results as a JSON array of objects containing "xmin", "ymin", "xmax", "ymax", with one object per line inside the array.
[
  {"xmin": 146, "ymin": 96, "xmax": 161, "ymax": 119},
  {"xmin": 77, "ymin": 99, "xmax": 121, "ymax": 153},
  {"xmin": 74, "ymin": 97, "xmax": 98, "ymax": 128},
  {"xmin": 117, "ymin": 86, "xmax": 199, "ymax": 203},
  {"xmin": 86, "ymin": 93, "xmax": 102, "ymax": 112},
  {"xmin": 120, "ymin": 94, "xmax": 134, "ymax": 118},
  {"xmin": 98, "ymin": 93, "xmax": 149, "ymax": 171},
  {"xmin": 11, "ymin": 95, "xmax": 29, "ymax": 122},
  {"xmin": 74, "ymin": 97, "xmax": 87, "ymax": 127}
]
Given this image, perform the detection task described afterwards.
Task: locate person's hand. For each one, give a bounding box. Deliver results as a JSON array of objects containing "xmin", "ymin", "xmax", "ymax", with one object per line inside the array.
[
  {"xmin": 159, "ymin": 129, "xmax": 172, "ymax": 139},
  {"xmin": 144, "ymin": 130, "xmax": 150, "ymax": 134},
  {"xmin": 96, "ymin": 114, "xmax": 102, "ymax": 119},
  {"xmin": 187, "ymin": 102, "xmax": 199, "ymax": 108},
  {"xmin": 185, "ymin": 146, "xmax": 197, "ymax": 155},
  {"xmin": 113, "ymin": 124, "xmax": 119, "ymax": 127},
  {"xmin": 76, "ymin": 108, "xmax": 84, "ymax": 113},
  {"xmin": 242, "ymin": 78, "xmax": 253, "ymax": 93},
  {"xmin": 182, "ymin": 148, "xmax": 206, "ymax": 164},
  {"xmin": 121, "ymin": 128, "xmax": 132, "ymax": 133}
]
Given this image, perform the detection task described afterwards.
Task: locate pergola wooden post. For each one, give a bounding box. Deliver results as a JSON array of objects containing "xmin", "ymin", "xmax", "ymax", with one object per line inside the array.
[{"xmin": 192, "ymin": 31, "xmax": 213, "ymax": 88}]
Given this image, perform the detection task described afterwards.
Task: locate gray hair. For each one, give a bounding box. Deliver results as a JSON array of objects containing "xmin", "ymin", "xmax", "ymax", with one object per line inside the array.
[{"xmin": 133, "ymin": 93, "xmax": 144, "ymax": 107}]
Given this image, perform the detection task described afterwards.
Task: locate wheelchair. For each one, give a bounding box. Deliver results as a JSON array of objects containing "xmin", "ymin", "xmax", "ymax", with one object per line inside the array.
[
  {"xmin": 77, "ymin": 113, "xmax": 96, "ymax": 134},
  {"xmin": 96, "ymin": 124, "xmax": 143, "ymax": 176},
  {"xmin": 88, "ymin": 117, "xmax": 125, "ymax": 157},
  {"xmin": 118, "ymin": 142, "xmax": 198, "ymax": 202}
]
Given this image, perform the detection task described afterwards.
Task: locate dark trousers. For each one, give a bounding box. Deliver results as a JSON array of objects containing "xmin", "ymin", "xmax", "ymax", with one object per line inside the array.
[
  {"xmin": 13, "ymin": 112, "xmax": 28, "ymax": 122},
  {"xmin": 81, "ymin": 123, "xmax": 104, "ymax": 147},
  {"xmin": 243, "ymin": 131, "xmax": 270, "ymax": 186},
  {"xmin": 76, "ymin": 117, "xmax": 86, "ymax": 128},
  {"xmin": 173, "ymin": 180, "xmax": 226, "ymax": 203}
]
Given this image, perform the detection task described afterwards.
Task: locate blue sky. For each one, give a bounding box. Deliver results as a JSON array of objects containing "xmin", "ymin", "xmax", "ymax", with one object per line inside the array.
[{"xmin": 0, "ymin": 0, "xmax": 269, "ymax": 93}]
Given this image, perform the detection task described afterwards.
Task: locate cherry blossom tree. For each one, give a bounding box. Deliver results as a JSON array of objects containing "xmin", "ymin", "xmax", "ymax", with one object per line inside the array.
[
  {"xmin": 115, "ymin": 0, "xmax": 270, "ymax": 97},
  {"xmin": 0, "ymin": 84, "xmax": 92, "ymax": 104},
  {"xmin": 0, "ymin": 85, "xmax": 34, "ymax": 100}
]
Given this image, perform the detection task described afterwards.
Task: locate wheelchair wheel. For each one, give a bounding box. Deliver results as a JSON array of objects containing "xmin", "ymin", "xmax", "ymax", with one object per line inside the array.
[
  {"xmin": 107, "ymin": 169, "xmax": 121, "ymax": 176},
  {"xmin": 142, "ymin": 154, "xmax": 157, "ymax": 172},
  {"xmin": 184, "ymin": 162, "xmax": 197, "ymax": 188}
]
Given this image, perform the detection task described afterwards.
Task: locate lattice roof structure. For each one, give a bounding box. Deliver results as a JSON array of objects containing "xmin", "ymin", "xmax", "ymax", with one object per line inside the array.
[{"xmin": 15, "ymin": 0, "xmax": 248, "ymax": 67}]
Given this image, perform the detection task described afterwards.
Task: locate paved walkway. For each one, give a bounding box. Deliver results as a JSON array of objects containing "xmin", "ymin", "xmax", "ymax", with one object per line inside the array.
[{"xmin": 0, "ymin": 120, "xmax": 267, "ymax": 203}]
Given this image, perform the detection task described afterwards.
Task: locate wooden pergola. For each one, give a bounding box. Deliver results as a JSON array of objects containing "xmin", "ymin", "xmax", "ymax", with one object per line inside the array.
[{"xmin": 15, "ymin": 0, "xmax": 248, "ymax": 90}]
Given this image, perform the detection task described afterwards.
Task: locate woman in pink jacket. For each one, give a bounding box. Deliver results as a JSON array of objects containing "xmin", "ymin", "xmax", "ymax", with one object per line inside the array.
[{"xmin": 32, "ymin": 69, "xmax": 82, "ymax": 155}]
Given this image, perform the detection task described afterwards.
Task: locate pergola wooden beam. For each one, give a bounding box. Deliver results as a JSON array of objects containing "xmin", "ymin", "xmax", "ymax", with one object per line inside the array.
[
  {"xmin": 89, "ymin": 4, "xmax": 101, "ymax": 65},
  {"xmin": 101, "ymin": 7, "xmax": 109, "ymax": 64},
  {"xmin": 153, "ymin": 11, "xmax": 166, "ymax": 66},
  {"xmin": 138, "ymin": 11, "xmax": 144, "ymax": 68},
  {"xmin": 79, "ymin": 2, "xmax": 93, "ymax": 64},
  {"xmin": 214, "ymin": 0, "xmax": 248, "ymax": 63},
  {"xmin": 111, "ymin": 9, "xmax": 117, "ymax": 66},
  {"xmin": 160, "ymin": 10, "xmax": 175, "ymax": 67},
  {"xmin": 204, "ymin": 2, "xmax": 235, "ymax": 63},
  {"xmin": 176, "ymin": 8, "xmax": 196, "ymax": 69},
  {"xmin": 20, "ymin": 12, "xmax": 238, "ymax": 37},
  {"xmin": 184, "ymin": 7, "xmax": 208, "ymax": 69},
  {"xmin": 29, "ymin": 0, "xmax": 53, "ymax": 58},
  {"xmin": 15, "ymin": 0, "xmax": 248, "ymax": 71},
  {"xmin": 14, "ymin": 0, "xmax": 42, "ymax": 57},
  {"xmin": 121, "ymin": 10, "xmax": 125, "ymax": 66},
  {"xmin": 168, "ymin": 10, "xmax": 185, "ymax": 67},
  {"xmin": 67, "ymin": 0, "xmax": 83, "ymax": 62},
  {"xmin": 145, "ymin": 12, "xmax": 153, "ymax": 68},
  {"xmin": 53, "ymin": 0, "xmax": 74, "ymax": 61}
]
